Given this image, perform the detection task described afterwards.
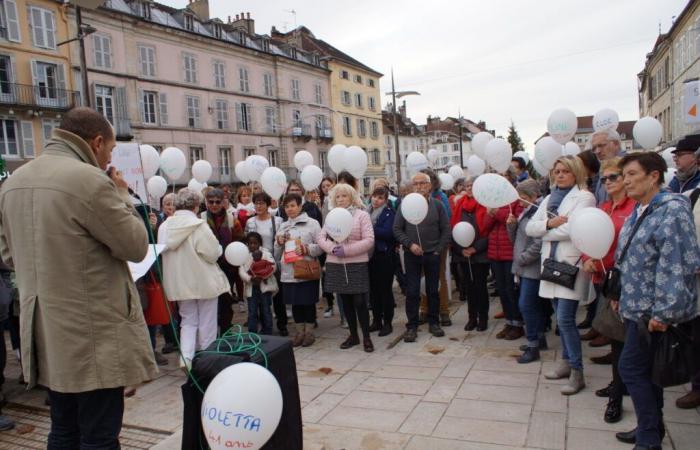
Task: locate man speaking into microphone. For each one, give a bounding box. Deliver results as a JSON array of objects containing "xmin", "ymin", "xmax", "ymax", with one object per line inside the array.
[{"xmin": 0, "ymin": 107, "xmax": 157, "ymax": 448}]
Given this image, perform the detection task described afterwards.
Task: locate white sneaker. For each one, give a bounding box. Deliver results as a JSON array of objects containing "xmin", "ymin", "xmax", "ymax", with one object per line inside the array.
[
  {"xmin": 323, "ymin": 308, "xmax": 333, "ymax": 318},
  {"xmin": 286, "ymin": 309, "xmax": 293, "ymax": 318},
  {"xmin": 238, "ymin": 302, "xmax": 246, "ymax": 313}
]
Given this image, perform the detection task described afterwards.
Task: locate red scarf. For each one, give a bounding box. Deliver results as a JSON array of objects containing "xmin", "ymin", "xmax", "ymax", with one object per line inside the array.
[{"xmin": 451, "ymin": 196, "xmax": 487, "ymax": 236}]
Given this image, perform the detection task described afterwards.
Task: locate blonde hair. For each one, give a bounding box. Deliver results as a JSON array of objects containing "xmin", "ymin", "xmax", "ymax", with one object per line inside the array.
[
  {"xmin": 328, "ymin": 183, "xmax": 364, "ymax": 209},
  {"xmin": 601, "ymin": 157, "xmax": 622, "ymax": 173},
  {"xmin": 371, "ymin": 177, "xmax": 389, "ymax": 192},
  {"xmin": 553, "ymin": 156, "xmax": 588, "ymax": 189}
]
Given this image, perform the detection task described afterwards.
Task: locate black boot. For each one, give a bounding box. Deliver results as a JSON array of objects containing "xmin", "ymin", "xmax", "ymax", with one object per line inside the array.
[
  {"xmin": 604, "ymin": 397, "xmax": 622, "ymax": 423},
  {"xmin": 464, "ymin": 318, "xmax": 477, "ymax": 331},
  {"xmin": 616, "ymin": 422, "xmax": 665, "ymax": 444},
  {"xmin": 477, "ymin": 316, "xmax": 488, "ymax": 332},
  {"xmin": 517, "ymin": 347, "xmax": 540, "ymax": 364},
  {"xmin": 368, "ymin": 318, "xmax": 382, "ymax": 333}
]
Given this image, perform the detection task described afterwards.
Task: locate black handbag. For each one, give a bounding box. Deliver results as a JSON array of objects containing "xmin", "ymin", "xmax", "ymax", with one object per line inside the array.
[
  {"xmin": 540, "ymin": 242, "xmax": 580, "ymax": 290},
  {"xmin": 638, "ymin": 317, "xmax": 700, "ymax": 388},
  {"xmin": 602, "ymin": 207, "xmax": 650, "ymax": 301}
]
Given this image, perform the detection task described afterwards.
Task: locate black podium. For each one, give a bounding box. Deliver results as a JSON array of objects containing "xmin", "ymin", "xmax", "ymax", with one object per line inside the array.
[{"xmin": 180, "ymin": 335, "xmax": 303, "ymax": 450}]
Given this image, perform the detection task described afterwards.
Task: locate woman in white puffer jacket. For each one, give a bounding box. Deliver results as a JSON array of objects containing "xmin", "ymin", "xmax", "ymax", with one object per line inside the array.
[{"xmin": 158, "ymin": 188, "xmax": 231, "ymax": 369}]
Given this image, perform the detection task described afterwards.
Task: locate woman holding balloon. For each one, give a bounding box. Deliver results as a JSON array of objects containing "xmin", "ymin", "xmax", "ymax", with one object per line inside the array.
[
  {"xmin": 526, "ymin": 156, "xmax": 596, "ymax": 396},
  {"xmin": 318, "ymin": 184, "xmax": 376, "ymax": 352}
]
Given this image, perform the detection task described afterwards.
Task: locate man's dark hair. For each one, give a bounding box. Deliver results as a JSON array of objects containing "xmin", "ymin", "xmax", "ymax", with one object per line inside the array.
[
  {"xmin": 511, "ymin": 157, "xmax": 526, "ymax": 170},
  {"xmin": 282, "ymin": 193, "xmax": 302, "ymax": 207},
  {"xmin": 577, "ymin": 150, "xmax": 600, "ymax": 175},
  {"xmin": 371, "ymin": 186, "xmax": 389, "ymax": 200},
  {"xmin": 205, "ymin": 188, "xmax": 224, "ymax": 199},
  {"xmin": 246, "ymin": 231, "xmax": 263, "ymax": 245},
  {"xmin": 252, "ymin": 192, "xmax": 272, "ymax": 206},
  {"xmin": 337, "ymin": 171, "xmax": 358, "ymax": 190},
  {"xmin": 619, "ymin": 152, "xmax": 667, "ymax": 185},
  {"xmin": 59, "ymin": 107, "xmax": 114, "ymax": 142}
]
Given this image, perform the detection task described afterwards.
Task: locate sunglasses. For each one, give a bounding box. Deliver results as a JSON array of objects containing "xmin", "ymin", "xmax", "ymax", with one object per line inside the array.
[{"xmin": 600, "ymin": 173, "xmax": 621, "ymax": 183}]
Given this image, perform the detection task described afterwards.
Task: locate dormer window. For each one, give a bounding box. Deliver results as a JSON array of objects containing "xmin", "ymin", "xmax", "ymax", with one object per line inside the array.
[
  {"xmin": 289, "ymin": 47, "xmax": 297, "ymax": 59},
  {"xmin": 184, "ymin": 13, "xmax": 194, "ymax": 31},
  {"xmin": 238, "ymin": 30, "xmax": 246, "ymax": 45},
  {"xmin": 261, "ymin": 38, "xmax": 270, "ymax": 52},
  {"xmin": 311, "ymin": 54, "xmax": 319, "ymax": 65},
  {"xmin": 213, "ymin": 24, "xmax": 222, "ymax": 39},
  {"xmin": 132, "ymin": 0, "xmax": 151, "ymax": 19}
]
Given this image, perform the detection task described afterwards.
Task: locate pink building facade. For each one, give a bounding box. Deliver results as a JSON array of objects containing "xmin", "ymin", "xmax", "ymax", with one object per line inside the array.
[{"xmin": 72, "ymin": 0, "xmax": 334, "ymax": 185}]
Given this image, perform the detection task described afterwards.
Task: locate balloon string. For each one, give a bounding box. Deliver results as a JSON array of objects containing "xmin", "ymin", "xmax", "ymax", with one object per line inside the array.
[
  {"xmin": 343, "ymin": 260, "xmax": 349, "ymax": 284},
  {"xmin": 416, "ymin": 224, "xmax": 423, "ymax": 248},
  {"xmin": 467, "ymin": 256, "xmax": 473, "ymax": 281},
  {"xmin": 520, "ymin": 198, "xmax": 557, "ymax": 218}
]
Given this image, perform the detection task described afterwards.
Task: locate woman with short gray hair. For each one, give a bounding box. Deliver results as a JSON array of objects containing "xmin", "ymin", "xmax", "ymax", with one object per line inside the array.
[{"xmin": 157, "ymin": 188, "xmax": 230, "ymax": 370}]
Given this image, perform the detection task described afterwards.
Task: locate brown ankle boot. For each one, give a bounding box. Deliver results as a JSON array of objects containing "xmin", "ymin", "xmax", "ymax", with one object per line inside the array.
[
  {"xmin": 302, "ymin": 328, "xmax": 315, "ymax": 347},
  {"xmin": 496, "ymin": 324, "xmax": 511, "ymax": 339},
  {"xmin": 292, "ymin": 323, "xmax": 305, "ymax": 347},
  {"xmin": 504, "ymin": 326, "xmax": 524, "ymax": 340}
]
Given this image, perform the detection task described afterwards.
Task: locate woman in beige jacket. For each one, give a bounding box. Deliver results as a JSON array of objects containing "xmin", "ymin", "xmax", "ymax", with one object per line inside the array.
[{"xmin": 158, "ymin": 189, "xmax": 231, "ymax": 369}]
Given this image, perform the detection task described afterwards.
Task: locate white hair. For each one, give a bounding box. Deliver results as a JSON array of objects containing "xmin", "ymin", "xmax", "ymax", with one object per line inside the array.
[
  {"xmin": 174, "ymin": 188, "xmax": 203, "ymax": 211},
  {"xmin": 592, "ymin": 128, "xmax": 621, "ymax": 143}
]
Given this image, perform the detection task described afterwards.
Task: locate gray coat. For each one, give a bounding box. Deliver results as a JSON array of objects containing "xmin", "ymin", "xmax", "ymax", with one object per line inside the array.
[
  {"xmin": 393, "ymin": 196, "xmax": 450, "ymax": 254},
  {"xmin": 507, "ymin": 204, "xmax": 542, "ymax": 280}
]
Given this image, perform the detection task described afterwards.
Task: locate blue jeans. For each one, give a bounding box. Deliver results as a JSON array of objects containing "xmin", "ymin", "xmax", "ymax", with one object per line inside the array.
[
  {"xmin": 518, "ymin": 277, "xmax": 544, "ymax": 347},
  {"xmin": 48, "ymin": 387, "xmax": 124, "ymax": 450},
  {"xmin": 404, "ymin": 252, "xmax": 440, "ymax": 329},
  {"xmin": 492, "ymin": 261, "xmax": 522, "ymax": 326},
  {"xmin": 552, "ymin": 298, "xmax": 582, "ymax": 370},
  {"xmin": 619, "ymin": 319, "xmax": 664, "ymax": 447},
  {"xmin": 247, "ymin": 286, "xmax": 273, "ymax": 334}
]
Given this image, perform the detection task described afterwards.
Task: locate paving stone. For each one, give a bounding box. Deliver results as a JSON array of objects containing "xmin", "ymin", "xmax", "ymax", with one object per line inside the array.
[
  {"xmin": 526, "ymin": 411, "xmax": 566, "ymax": 449},
  {"xmin": 663, "ymin": 391, "xmax": 700, "ymax": 424},
  {"xmin": 406, "ymin": 435, "xmax": 538, "ymax": 450},
  {"xmin": 399, "ymin": 401, "xmax": 448, "ymax": 435},
  {"xmin": 303, "ymin": 423, "xmax": 411, "ymax": 450},
  {"xmin": 374, "ymin": 364, "xmax": 444, "ymax": 380},
  {"xmin": 340, "ymin": 390, "xmax": 421, "ymax": 412},
  {"xmin": 387, "ymin": 353, "xmax": 451, "ymax": 368},
  {"xmin": 306, "ymin": 348, "xmax": 368, "ymax": 363},
  {"xmin": 424, "ymin": 376, "xmax": 463, "ymax": 403},
  {"xmin": 358, "ymin": 376, "xmax": 433, "ymax": 395},
  {"xmin": 320, "ymin": 405, "xmax": 409, "ymax": 432},
  {"xmin": 296, "ymin": 370, "xmax": 343, "ymax": 388},
  {"xmin": 534, "ymin": 383, "xmax": 568, "ymax": 413},
  {"xmin": 666, "ymin": 422, "xmax": 700, "ymax": 449},
  {"xmin": 466, "ymin": 369, "xmax": 540, "ymax": 388},
  {"xmin": 353, "ymin": 352, "xmax": 394, "ymax": 371},
  {"xmin": 473, "ymin": 355, "xmax": 542, "ymax": 374},
  {"xmin": 298, "ymin": 384, "xmax": 326, "ymax": 403},
  {"xmin": 302, "ymin": 393, "xmax": 345, "ymax": 423},
  {"xmin": 296, "ymin": 357, "xmax": 358, "ymax": 373},
  {"xmin": 325, "ymin": 370, "xmax": 370, "ymax": 395},
  {"xmin": 432, "ymin": 415, "xmax": 528, "ymax": 446},
  {"xmin": 441, "ymin": 356, "xmax": 477, "ymax": 377},
  {"xmin": 456, "ymin": 383, "xmax": 536, "ymax": 404},
  {"xmin": 445, "ymin": 398, "xmax": 532, "ymax": 424},
  {"xmin": 566, "ymin": 427, "xmax": 632, "ymax": 450},
  {"xmin": 568, "ymin": 403, "xmax": 638, "ymax": 431}
]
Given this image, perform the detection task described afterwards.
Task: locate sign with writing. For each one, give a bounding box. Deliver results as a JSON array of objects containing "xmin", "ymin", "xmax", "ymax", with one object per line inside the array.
[
  {"xmin": 684, "ymin": 79, "xmax": 700, "ymax": 124},
  {"xmin": 110, "ymin": 143, "xmax": 147, "ymax": 201}
]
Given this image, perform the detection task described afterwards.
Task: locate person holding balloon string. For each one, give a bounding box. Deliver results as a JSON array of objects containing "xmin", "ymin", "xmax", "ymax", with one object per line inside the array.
[
  {"xmin": 279, "ymin": 180, "xmax": 324, "ymax": 225},
  {"xmin": 318, "ymin": 176, "xmax": 337, "ymax": 319},
  {"xmin": 367, "ymin": 186, "xmax": 397, "ymax": 336},
  {"xmin": 318, "ymin": 184, "xmax": 376, "ymax": 352},
  {"xmin": 525, "ymin": 155, "xmax": 596, "ymax": 396},
  {"xmin": 238, "ymin": 232, "xmax": 278, "ymax": 335},
  {"xmin": 235, "ymin": 185, "xmax": 255, "ymax": 230}
]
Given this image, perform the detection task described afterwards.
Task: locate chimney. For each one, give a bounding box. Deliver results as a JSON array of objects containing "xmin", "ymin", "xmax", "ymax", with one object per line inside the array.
[
  {"xmin": 231, "ymin": 11, "xmax": 255, "ymax": 34},
  {"xmin": 188, "ymin": 0, "xmax": 210, "ymax": 21},
  {"xmin": 399, "ymin": 101, "xmax": 406, "ymax": 119}
]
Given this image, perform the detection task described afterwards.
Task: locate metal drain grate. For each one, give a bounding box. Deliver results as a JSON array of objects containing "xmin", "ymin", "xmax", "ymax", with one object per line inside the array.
[{"xmin": 0, "ymin": 403, "xmax": 173, "ymax": 449}]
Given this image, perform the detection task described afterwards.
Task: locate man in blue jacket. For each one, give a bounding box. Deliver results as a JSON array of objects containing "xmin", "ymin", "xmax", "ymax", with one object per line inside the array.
[{"xmin": 668, "ymin": 135, "xmax": 700, "ymax": 194}]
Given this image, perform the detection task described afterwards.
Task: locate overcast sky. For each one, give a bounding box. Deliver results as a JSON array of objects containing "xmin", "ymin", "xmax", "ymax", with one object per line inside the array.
[{"xmin": 160, "ymin": 0, "xmax": 686, "ymax": 150}]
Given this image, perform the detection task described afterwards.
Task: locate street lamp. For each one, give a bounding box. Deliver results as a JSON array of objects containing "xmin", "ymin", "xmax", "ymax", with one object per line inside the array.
[
  {"xmin": 57, "ymin": 7, "xmax": 98, "ymax": 107},
  {"xmin": 385, "ymin": 68, "xmax": 419, "ymax": 184}
]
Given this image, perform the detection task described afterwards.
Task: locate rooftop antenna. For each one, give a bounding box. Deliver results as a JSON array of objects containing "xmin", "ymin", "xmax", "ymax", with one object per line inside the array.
[{"xmin": 284, "ymin": 9, "xmax": 297, "ymax": 28}]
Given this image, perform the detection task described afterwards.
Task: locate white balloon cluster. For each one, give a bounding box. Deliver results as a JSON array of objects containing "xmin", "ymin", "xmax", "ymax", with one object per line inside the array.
[{"xmin": 326, "ymin": 144, "xmax": 368, "ymax": 177}]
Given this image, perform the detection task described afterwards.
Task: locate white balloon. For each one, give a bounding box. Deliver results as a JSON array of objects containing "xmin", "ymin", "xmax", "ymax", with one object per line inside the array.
[
  {"xmin": 160, "ymin": 147, "xmax": 186, "ymax": 180},
  {"xmin": 401, "ymin": 193, "xmax": 429, "ymax": 225},
  {"xmin": 293, "ymin": 150, "xmax": 314, "ymax": 171},
  {"xmin": 569, "ymin": 207, "xmax": 615, "ymax": 259},
  {"xmin": 593, "ymin": 108, "xmax": 620, "ymax": 132},
  {"xmin": 547, "ymin": 108, "xmax": 578, "ymax": 145},
  {"xmin": 406, "ymin": 151, "xmax": 429, "ymax": 174},
  {"xmin": 225, "ymin": 242, "xmax": 250, "ymax": 266},
  {"xmin": 452, "ymin": 222, "xmax": 476, "ymax": 247},
  {"xmin": 192, "ymin": 159, "xmax": 213, "ymax": 183},
  {"xmin": 235, "ymin": 161, "xmax": 250, "ymax": 183},
  {"xmin": 300, "ymin": 165, "xmax": 323, "ymax": 191},
  {"xmin": 472, "ymin": 173, "xmax": 518, "ymax": 209},
  {"xmin": 343, "ymin": 146, "xmax": 368, "ymax": 178},
  {"xmin": 147, "ymin": 175, "xmax": 167, "ymax": 199},
  {"xmin": 139, "ymin": 145, "xmax": 160, "ymax": 179},
  {"xmin": 246, "ymin": 155, "xmax": 269, "ymax": 182},
  {"xmin": 485, "ymin": 138, "xmax": 512, "ymax": 172},
  {"xmin": 439, "ymin": 173, "xmax": 455, "ymax": 191},
  {"xmin": 187, "ymin": 178, "xmax": 204, "ymax": 192},
  {"xmin": 472, "ymin": 132, "xmax": 494, "ymax": 160},
  {"xmin": 633, "ymin": 117, "xmax": 663, "ymax": 150},
  {"xmin": 466, "ymin": 155, "xmax": 486, "ymax": 177},
  {"xmin": 427, "ymin": 149, "xmax": 439, "ymax": 164},
  {"xmin": 535, "ymin": 136, "xmax": 562, "ymax": 171},
  {"xmin": 532, "ymin": 157, "xmax": 548, "ymax": 176},
  {"xmin": 662, "ymin": 147, "xmax": 676, "ymax": 169},
  {"xmin": 448, "ymin": 165, "xmax": 464, "ymax": 180},
  {"xmin": 324, "ymin": 207, "xmax": 354, "ymax": 242},
  {"xmin": 513, "ymin": 150, "xmax": 530, "ymax": 165},
  {"xmin": 563, "ymin": 141, "xmax": 581, "ymax": 156},
  {"xmin": 328, "ymin": 144, "xmax": 347, "ymax": 174},
  {"xmin": 664, "ymin": 168, "xmax": 677, "ymax": 188},
  {"xmin": 260, "ymin": 167, "xmax": 287, "ymax": 199},
  {"xmin": 201, "ymin": 362, "xmax": 282, "ymax": 450}
]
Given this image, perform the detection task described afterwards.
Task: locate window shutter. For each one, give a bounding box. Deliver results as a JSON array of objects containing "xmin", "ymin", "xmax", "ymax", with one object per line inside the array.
[
  {"xmin": 138, "ymin": 88, "xmax": 145, "ymax": 123},
  {"xmin": 45, "ymin": 10, "xmax": 55, "ymax": 49},
  {"xmin": 30, "ymin": 60, "xmax": 38, "ymax": 100},
  {"xmin": 139, "ymin": 46, "xmax": 147, "ymax": 75},
  {"xmin": 245, "ymin": 104, "xmax": 252, "ymax": 132},
  {"xmin": 5, "ymin": 0, "xmax": 21, "ymax": 42},
  {"xmin": 56, "ymin": 64, "xmax": 66, "ymax": 107},
  {"xmin": 114, "ymin": 87, "xmax": 130, "ymax": 137},
  {"xmin": 104, "ymin": 36, "xmax": 112, "ymax": 68},
  {"xmin": 235, "ymin": 103, "xmax": 242, "ymax": 130},
  {"xmin": 29, "ymin": 7, "xmax": 44, "ymax": 47},
  {"xmin": 20, "ymin": 121, "xmax": 35, "ymax": 157},
  {"xmin": 194, "ymin": 97, "xmax": 200, "ymax": 128},
  {"xmin": 92, "ymin": 35, "xmax": 101, "ymax": 67},
  {"xmin": 159, "ymin": 92, "xmax": 168, "ymax": 125}
]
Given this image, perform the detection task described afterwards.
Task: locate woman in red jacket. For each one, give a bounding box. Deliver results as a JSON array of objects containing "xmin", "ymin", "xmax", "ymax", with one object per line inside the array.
[{"xmin": 482, "ymin": 180, "xmax": 524, "ymax": 340}]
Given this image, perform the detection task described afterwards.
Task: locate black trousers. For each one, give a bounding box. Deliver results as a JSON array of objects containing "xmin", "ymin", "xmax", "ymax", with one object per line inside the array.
[
  {"xmin": 368, "ymin": 251, "xmax": 395, "ymax": 325},
  {"xmin": 463, "ymin": 261, "xmax": 490, "ymax": 321},
  {"xmin": 610, "ymin": 339, "xmax": 627, "ymax": 400},
  {"xmin": 291, "ymin": 304, "xmax": 315, "ymax": 324},
  {"xmin": 341, "ymin": 294, "xmax": 371, "ymax": 339},
  {"xmin": 48, "ymin": 387, "xmax": 124, "ymax": 450}
]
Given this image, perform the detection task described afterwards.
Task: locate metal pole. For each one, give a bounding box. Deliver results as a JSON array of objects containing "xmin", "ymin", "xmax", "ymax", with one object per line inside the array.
[
  {"xmin": 392, "ymin": 69, "xmax": 401, "ymax": 184},
  {"xmin": 458, "ymin": 113, "xmax": 464, "ymax": 168},
  {"xmin": 77, "ymin": 7, "xmax": 90, "ymax": 107}
]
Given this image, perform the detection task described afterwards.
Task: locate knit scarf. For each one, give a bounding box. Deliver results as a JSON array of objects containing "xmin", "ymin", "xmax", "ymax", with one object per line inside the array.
[
  {"xmin": 452, "ymin": 195, "xmax": 487, "ymax": 236},
  {"xmin": 207, "ymin": 209, "xmax": 232, "ymax": 247},
  {"xmin": 547, "ymin": 186, "xmax": 573, "ymax": 216},
  {"xmin": 370, "ymin": 204, "xmax": 385, "ymax": 226}
]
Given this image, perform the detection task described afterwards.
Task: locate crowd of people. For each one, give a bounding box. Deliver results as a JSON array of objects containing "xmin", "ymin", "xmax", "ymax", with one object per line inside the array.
[{"xmin": 0, "ymin": 108, "xmax": 698, "ymax": 450}]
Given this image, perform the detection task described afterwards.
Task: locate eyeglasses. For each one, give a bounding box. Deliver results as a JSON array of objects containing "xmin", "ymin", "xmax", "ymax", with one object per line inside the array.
[
  {"xmin": 672, "ymin": 151, "xmax": 694, "ymax": 159},
  {"xmin": 207, "ymin": 200, "xmax": 221, "ymax": 205},
  {"xmin": 412, "ymin": 181, "xmax": 430, "ymax": 186},
  {"xmin": 600, "ymin": 173, "xmax": 622, "ymax": 183}
]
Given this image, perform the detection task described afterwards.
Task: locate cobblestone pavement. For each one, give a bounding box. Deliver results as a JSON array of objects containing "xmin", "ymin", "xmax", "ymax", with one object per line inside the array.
[{"xmin": 1, "ymin": 291, "xmax": 699, "ymax": 449}]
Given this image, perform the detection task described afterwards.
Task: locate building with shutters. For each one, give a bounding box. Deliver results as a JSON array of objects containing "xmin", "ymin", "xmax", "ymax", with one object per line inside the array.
[
  {"xmin": 70, "ymin": 0, "xmax": 333, "ymax": 185},
  {"xmin": 0, "ymin": 0, "xmax": 81, "ymax": 172}
]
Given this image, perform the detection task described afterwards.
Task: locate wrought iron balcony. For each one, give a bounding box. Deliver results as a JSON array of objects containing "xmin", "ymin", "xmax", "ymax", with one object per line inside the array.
[
  {"xmin": 291, "ymin": 123, "xmax": 312, "ymax": 142},
  {"xmin": 316, "ymin": 126, "xmax": 333, "ymax": 142},
  {"xmin": 0, "ymin": 83, "xmax": 81, "ymax": 111}
]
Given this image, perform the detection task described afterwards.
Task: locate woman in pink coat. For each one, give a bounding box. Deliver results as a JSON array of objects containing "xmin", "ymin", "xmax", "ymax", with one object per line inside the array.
[{"xmin": 318, "ymin": 184, "xmax": 376, "ymax": 352}]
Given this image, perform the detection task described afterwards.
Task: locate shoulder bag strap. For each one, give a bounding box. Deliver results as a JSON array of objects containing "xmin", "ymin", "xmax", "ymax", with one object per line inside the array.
[{"xmin": 616, "ymin": 206, "xmax": 651, "ymax": 265}]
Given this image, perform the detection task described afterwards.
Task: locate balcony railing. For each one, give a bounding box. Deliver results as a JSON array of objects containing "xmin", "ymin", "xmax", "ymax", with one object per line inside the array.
[
  {"xmin": 292, "ymin": 123, "xmax": 312, "ymax": 142},
  {"xmin": 316, "ymin": 126, "xmax": 333, "ymax": 141},
  {"xmin": 0, "ymin": 83, "xmax": 81, "ymax": 111}
]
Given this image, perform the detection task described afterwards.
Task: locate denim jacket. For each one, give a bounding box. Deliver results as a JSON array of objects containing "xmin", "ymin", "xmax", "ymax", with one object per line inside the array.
[{"xmin": 617, "ymin": 192, "xmax": 700, "ymax": 324}]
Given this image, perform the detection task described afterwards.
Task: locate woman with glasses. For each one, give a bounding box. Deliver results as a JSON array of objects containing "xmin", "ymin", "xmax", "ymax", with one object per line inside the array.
[
  {"xmin": 580, "ymin": 157, "xmax": 636, "ymax": 424},
  {"xmin": 526, "ymin": 156, "xmax": 596, "ymax": 396}
]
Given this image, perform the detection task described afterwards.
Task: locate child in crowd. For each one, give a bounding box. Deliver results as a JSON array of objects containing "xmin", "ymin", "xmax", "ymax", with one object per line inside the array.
[{"xmin": 239, "ymin": 232, "xmax": 278, "ymax": 334}]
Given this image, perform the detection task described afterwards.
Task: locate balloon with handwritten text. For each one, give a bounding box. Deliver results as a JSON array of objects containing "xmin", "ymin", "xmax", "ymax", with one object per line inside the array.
[
  {"xmin": 201, "ymin": 362, "xmax": 283, "ymax": 450},
  {"xmin": 472, "ymin": 173, "xmax": 518, "ymax": 209},
  {"xmin": 547, "ymin": 108, "xmax": 577, "ymax": 145}
]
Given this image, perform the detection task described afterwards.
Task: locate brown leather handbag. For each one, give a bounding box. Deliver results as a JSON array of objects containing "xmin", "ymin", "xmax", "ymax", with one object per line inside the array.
[{"xmin": 293, "ymin": 259, "xmax": 321, "ymax": 280}]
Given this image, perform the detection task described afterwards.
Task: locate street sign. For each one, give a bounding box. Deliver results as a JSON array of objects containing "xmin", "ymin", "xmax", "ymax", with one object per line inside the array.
[{"xmin": 684, "ymin": 79, "xmax": 700, "ymax": 124}]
